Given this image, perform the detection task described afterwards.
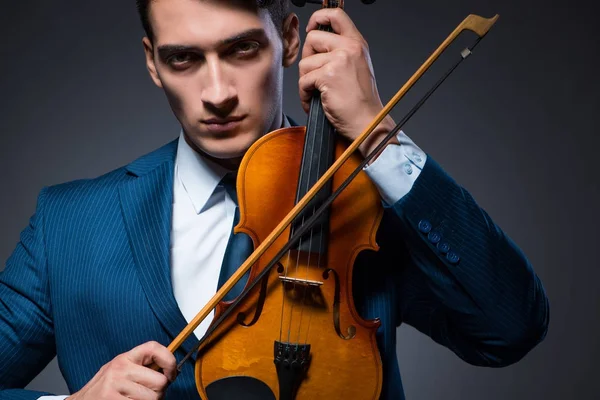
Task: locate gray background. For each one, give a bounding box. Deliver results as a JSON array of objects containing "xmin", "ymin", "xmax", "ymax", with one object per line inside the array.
[{"xmin": 0, "ymin": 0, "xmax": 597, "ymax": 399}]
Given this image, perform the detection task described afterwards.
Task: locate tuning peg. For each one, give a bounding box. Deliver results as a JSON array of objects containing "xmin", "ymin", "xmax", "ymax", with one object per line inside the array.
[
  {"xmin": 291, "ymin": 0, "xmax": 323, "ymax": 6},
  {"xmin": 291, "ymin": 0, "xmax": 375, "ymax": 6}
]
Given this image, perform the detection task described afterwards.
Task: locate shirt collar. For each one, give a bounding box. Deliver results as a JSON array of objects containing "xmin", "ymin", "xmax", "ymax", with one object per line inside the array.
[
  {"xmin": 175, "ymin": 114, "xmax": 292, "ymax": 214},
  {"xmin": 282, "ymin": 115, "xmax": 291, "ymax": 128}
]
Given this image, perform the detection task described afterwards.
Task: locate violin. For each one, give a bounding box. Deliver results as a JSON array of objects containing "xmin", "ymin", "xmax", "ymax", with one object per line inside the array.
[
  {"xmin": 196, "ymin": 0, "xmax": 384, "ymax": 397},
  {"xmin": 152, "ymin": 2, "xmax": 499, "ymax": 399}
]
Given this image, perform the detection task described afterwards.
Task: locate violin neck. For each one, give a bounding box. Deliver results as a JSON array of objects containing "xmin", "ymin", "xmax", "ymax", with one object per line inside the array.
[{"xmin": 291, "ymin": 2, "xmax": 343, "ymax": 256}]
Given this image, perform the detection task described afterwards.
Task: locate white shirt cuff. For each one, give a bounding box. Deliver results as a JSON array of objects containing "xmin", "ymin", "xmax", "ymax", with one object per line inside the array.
[
  {"xmin": 363, "ymin": 129, "xmax": 427, "ymax": 205},
  {"xmin": 38, "ymin": 396, "xmax": 69, "ymax": 399}
]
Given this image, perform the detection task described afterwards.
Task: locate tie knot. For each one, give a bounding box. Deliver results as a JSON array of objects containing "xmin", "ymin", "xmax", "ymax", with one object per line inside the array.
[{"xmin": 220, "ymin": 173, "xmax": 238, "ymax": 205}]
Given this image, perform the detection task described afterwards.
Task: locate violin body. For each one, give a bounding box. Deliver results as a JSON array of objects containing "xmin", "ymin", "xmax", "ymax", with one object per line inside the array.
[
  {"xmin": 155, "ymin": 6, "xmax": 498, "ymax": 399},
  {"xmin": 195, "ymin": 125, "xmax": 384, "ymax": 399}
]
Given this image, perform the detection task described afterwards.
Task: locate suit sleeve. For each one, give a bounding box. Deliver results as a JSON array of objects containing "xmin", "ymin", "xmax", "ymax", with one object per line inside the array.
[
  {"xmin": 0, "ymin": 188, "xmax": 60, "ymax": 398},
  {"xmin": 365, "ymin": 140, "xmax": 549, "ymax": 367}
]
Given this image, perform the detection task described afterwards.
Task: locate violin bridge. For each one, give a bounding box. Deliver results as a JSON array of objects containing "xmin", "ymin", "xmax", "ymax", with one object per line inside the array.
[
  {"xmin": 279, "ymin": 276, "xmax": 326, "ymax": 309},
  {"xmin": 278, "ymin": 276, "xmax": 323, "ymax": 287}
]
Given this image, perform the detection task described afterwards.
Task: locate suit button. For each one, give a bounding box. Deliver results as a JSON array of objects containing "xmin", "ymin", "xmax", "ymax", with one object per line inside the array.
[
  {"xmin": 428, "ymin": 231, "xmax": 441, "ymax": 244},
  {"xmin": 446, "ymin": 251, "xmax": 460, "ymax": 264},
  {"xmin": 418, "ymin": 220, "xmax": 432, "ymax": 233},
  {"xmin": 437, "ymin": 241, "xmax": 450, "ymax": 253}
]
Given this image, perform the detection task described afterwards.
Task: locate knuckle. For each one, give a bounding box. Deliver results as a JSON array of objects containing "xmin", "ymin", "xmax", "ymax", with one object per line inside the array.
[
  {"xmin": 298, "ymin": 58, "xmax": 306, "ymax": 74},
  {"xmin": 150, "ymin": 340, "xmax": 160, "ymax": 349},
  {"xmin": 114, "ymin": 354, "xmax": 127, "ymax": 366},
  {"xmin": 157, "ymin": 373, "xmax": 169, "ymax": 388},
  {"xmin": 147, "ymin": 340, "xmax": 160, "ymax": 348},
  {"xmin": 147, "ymin": 340, "xmax": 163, "ymax": 353},
  {"xmin": 166, "ymin": 356, "xmax": 176, "ymax": 370},
  {"xmin": 336, "ymin": 49, "xmax": 350, "ymax": 64},
  {"xmin": 97, "ymin": 363, "xmax": 108, "ymax": 375},
  {"xmin": 350, "ymin": 41, "xmax": 364, "ymax": 57},
  {"xmin": 325, "ymin": 63, "xmax": 336, "ymax": 78},
  {"xmin": 298, "ymin": 74, "xmax": 308, "ymax": 89},
  {"xmin": 112, "ymin": 357, "xmax": 128, "ymax": 374},
  {"xmin": 106, "ymin": 365, "xmax": 120, "ymax": 379}
]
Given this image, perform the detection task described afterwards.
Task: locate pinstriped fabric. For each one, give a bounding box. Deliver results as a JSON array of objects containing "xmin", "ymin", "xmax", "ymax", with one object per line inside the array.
[
  {"xmin": 392, "ymin": 155, "xmax": 549, "ymax": 368},
  {"xmin": 0, "ymin": 187, "xmax": 54, "ymax": 399},
  {"xmin": 119, "ymin": 159, "xmax": 201, "ymax": 360},
  {"xmin": 1, "ymin": 139, "xmax": 200, "ymax": 399},
  {"xmin": 0, "ymin": 137, "xmax": 548, "ymax": 400},
  {"xmin": 353, "ymin": 154, "xmax": 548, "ymax": 399}
]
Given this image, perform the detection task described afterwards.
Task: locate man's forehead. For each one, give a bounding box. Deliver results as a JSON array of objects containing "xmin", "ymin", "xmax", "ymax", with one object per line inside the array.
[{"xmin": 149, "ymin": 0, "xmax": 274, "ymax": 45}]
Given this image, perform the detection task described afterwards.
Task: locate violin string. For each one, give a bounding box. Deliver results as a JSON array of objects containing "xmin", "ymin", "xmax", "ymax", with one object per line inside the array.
[
  {"xmin": 303, "ymin": 97, "xmax": 330, "ymax": 346},
  {"xmin": 295, "ymin": 96, "xmax": 320, "ymax": 347},
  {"xmin": 298, "ymin": 118, "xmax": 326, "ymax": 347},
  {"xmin": 294, "ymin": 207, "xmax": 314, "ymax": 346},
  {"xmin": 279, "ymin": 251, "xmax": 293, "ymax": 342},
  {"xmin": 291, "ymin": 87, "xmax": 321, "ymax": 346},
  {"xmin": 176, "ymin": 35, "xmax": 484, "ymax": 370},
  {"xmin": 295, "ymin": 11, "xmax": 336, "ymax": 348},
  {"xmin": 283, "ymin": 67, "xmax": 318, "ymax": 344},
  {"xmin": 307, "ymin": 79, "xmax": 334, "ymax": 346},
  {"xmin": 285, "ymin": 71, "xmax": 320, "ymax": 345}
]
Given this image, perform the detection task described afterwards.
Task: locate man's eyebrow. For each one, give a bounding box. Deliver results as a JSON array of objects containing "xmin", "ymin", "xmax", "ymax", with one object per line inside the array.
[
  {"xmin": 157, "ymin": 45, "xmax": 197, "ymax": 59},
  {"xmin": 157, "ymin": 28, "xmax": 267, "ymax": 58},
  {"xmin": 219, "ymin": 28, "xmax": 267, "ymax": 46}
]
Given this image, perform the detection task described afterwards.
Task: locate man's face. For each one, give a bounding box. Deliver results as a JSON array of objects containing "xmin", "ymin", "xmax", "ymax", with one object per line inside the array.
[{"xmin": 144, "ymin": 0, "xmax": 298, "ymax": 162}]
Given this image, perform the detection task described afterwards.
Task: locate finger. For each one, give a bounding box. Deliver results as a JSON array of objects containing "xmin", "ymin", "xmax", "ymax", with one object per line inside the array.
[
  {"xmin": 298, "ymin": 51, "xmax": 331, "ymax": 78},
  {"xmin": 119, "ymin": 379, "xmax": 162, "ymax": 400},
  {"xmin": 302, "ymin": 29, "xmax": 359, "ymax": 61},
  {"xmin": 305, "ymin": 8, "xmax": 362, "ymax": 41},
  {"xmin": 298, "ymin": 68, "xmax": 325, "ymax": 114},
  {"xmin": 127, "ymin": 363, "xmax": 170, "ymax": 392},
  {"xmin": 127, "ymin": 341, "xmax": 177, "ymax": 383}
]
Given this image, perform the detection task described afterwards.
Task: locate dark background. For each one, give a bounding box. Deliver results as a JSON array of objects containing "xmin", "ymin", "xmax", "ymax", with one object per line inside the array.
[{"xmin": 1, "ymin": 0, "xmax": 598, "ymax": 399}]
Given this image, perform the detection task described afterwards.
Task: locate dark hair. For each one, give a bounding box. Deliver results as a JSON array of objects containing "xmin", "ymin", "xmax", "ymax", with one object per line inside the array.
[{"xmin": 135, "ymin": 0, "xmax": 290, "ymax": 43}]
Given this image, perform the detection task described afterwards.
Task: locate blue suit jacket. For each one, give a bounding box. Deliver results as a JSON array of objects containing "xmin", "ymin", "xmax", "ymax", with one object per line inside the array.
[{"xmin": 0, "ymin": 136, "xmax": 549, "ymax": 399}]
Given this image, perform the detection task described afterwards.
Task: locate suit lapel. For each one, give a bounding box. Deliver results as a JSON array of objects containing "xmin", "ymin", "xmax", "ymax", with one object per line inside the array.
[
  {"xmin": 119, "ymin": 139, "xmax": 199, "ymax": 359},
  {"xmin": 117, "ymin": 114, "xmax": 297, "ymax": 360}
]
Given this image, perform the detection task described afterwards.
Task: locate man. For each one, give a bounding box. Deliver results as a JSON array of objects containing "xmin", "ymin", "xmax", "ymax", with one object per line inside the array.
[{"xmin": 0, "ymin": 0, "xmax": 549, "ymax": 399}]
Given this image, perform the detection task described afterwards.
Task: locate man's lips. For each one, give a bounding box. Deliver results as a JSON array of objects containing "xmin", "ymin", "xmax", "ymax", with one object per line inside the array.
[
  {"xmin": 201, "ymin": 116, "xmax": 246, "ymax": 133},
  {"xmin": 202, "ymin": 115, "xmax": 245, "ymax": 124}
]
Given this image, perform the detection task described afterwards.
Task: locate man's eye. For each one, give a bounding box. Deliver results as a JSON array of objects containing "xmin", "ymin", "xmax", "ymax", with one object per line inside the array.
[
  {"xmin": 167, "ymin": 53, "xmax": 197, "ymax": 67},
  {"xmin": 232, "ymin": 41, "xmax": 260, "ymax": 56}
]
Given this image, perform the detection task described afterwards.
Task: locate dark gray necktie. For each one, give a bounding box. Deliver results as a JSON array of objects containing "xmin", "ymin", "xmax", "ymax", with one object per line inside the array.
[{"xmin": 217, "ymin": 173, "xmax": 253, "ymax": 302}]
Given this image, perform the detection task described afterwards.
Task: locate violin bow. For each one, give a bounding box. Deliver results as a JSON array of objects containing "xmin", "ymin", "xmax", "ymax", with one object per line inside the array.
[{"xmin": 159, "ymin": 12, "xmax": 500, "ymax": 370}]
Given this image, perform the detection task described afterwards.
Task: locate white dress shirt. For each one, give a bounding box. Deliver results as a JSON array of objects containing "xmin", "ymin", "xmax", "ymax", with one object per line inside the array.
[{"xmin": 39, "ymin": 117, "xmax": 426, "ymax": 399}]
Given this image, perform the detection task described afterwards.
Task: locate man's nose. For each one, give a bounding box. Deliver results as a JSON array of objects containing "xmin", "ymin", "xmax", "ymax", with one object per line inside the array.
[{"xmin": 201, "ymin": 60, "xmax": 237, "ymax": 114}]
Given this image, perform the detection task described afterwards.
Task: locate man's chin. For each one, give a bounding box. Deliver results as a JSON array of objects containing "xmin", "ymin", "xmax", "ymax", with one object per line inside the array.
[
  {"xmin": 190, "ymin": 139, "xmax": 250, "ymax": 168},
  {"xmin": 204, "ymin": 140, "xmax": 251, "ymax": 160}
]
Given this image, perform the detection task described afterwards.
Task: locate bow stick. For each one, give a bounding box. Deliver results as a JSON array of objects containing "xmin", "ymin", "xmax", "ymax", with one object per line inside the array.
[{"xmin": 151, "ymin": 13, "xmax": 499, "ymax": 370}]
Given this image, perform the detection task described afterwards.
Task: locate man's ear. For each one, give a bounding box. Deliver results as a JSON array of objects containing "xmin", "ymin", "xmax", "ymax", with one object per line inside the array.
[
  {"xmin": 281, "ymin": 13, "xmax": 300, "ymax": 67},
  {"xmin": 142, "ymin": 37, "xmax": 163, "ymax": 88}
]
